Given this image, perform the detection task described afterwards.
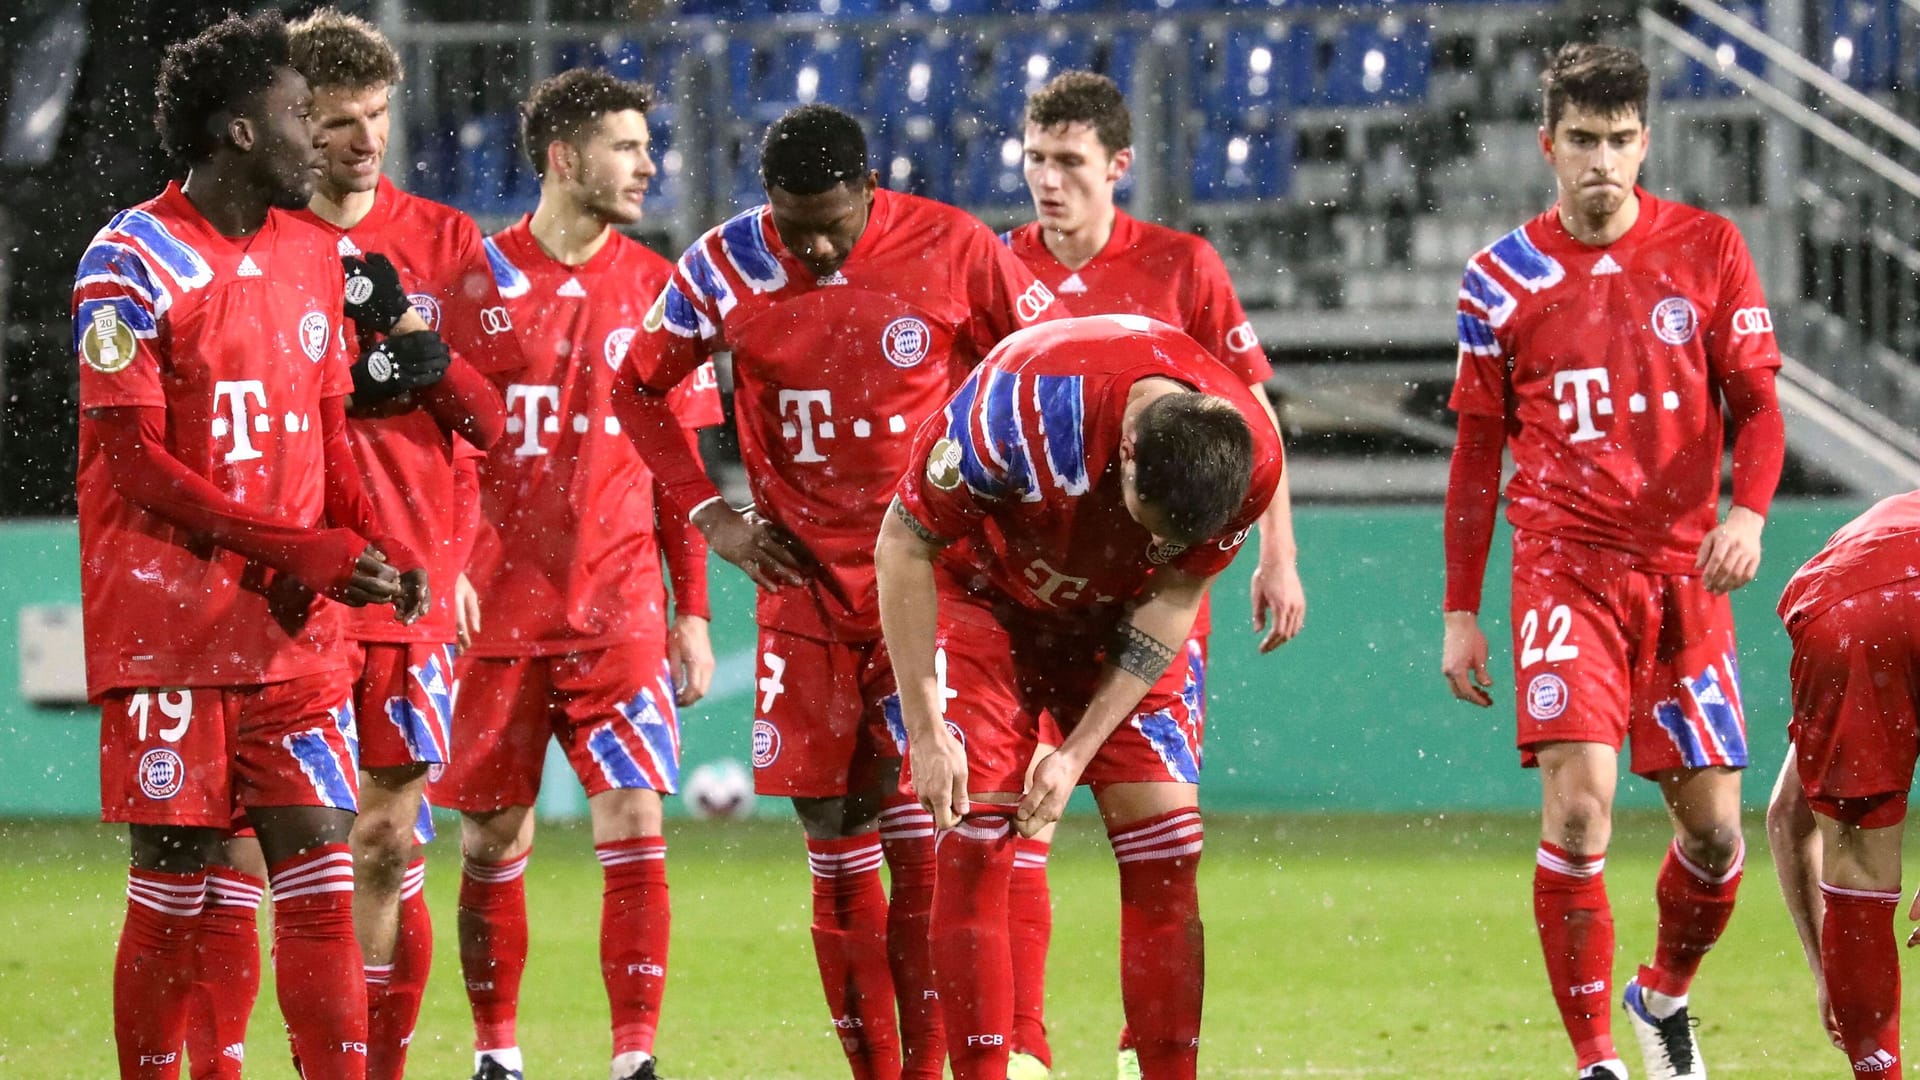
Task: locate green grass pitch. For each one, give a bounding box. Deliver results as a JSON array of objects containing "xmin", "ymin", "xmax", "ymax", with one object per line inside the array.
[{"xmin": 0, "ymin": 811, "xmax": 1882, "ymax": 1078}]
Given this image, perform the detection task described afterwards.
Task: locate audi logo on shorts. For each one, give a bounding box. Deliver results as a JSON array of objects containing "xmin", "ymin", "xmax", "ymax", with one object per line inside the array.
[
  {"xmin": 1731, "ymin": 306, "xmax": 1774, "ymax": 337},
  {"xmin": 479, "ymin": 306, "xmax": 514, "ymax": 335},
  {"xmin": 138, "ymin": 747, "xmax": 185, "ymax": 800},
  {"xmin": 1014, "ymin": 281, "xmax": 1056, "ymax": 323}
]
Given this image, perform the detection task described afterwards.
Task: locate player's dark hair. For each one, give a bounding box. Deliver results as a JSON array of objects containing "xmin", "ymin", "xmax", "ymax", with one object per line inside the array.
[
  {"xmin": 761, "ymin": 104, "xmax": 868, "ymax": 195},
  {"xmin": 155, "ymin": 10, "xmax": 293, "ymax": 166},
  {"xmin": 1132, "ymin": 393, "xmax": 1255, "ymax": 547},
  {"xmin": 520, "ymin": 67, "xmax": 653, "ymax": 179},
  {"xmin": 1540, "ymin": 43, "xmax": 1649, "ymax": 132},
  {"xmin": 1025, "ymin": 70, "xmax": 1132, "ymax": 156},
  {"xmin": 288, "ymin": 7, "xmax": 403, "ymax": 92}
]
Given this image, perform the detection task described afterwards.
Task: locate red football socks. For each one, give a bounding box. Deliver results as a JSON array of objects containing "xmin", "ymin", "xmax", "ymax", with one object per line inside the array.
[
  {"xmin": 1009, "ymin": 836, "xmax": 1053, "ymax": 1066},
  {"xmin": 1535, "ymin": 842, "xmax": 1616, "ymax": 1068},
  {"xmin": 1641, "ymin": 838, "xmax": 1743, "ymax": 997},
  {"xmin": 807, "ymin": 833, "xmax": 902, "ymax": 1080},
  {"xmin": 186, "ymin": 867, "xmax": 263, "ymax": 1080},
  {"xmin": 881, "ymin": 796, "xmax": 944, "ymax": 1080},
  {"xmin": 116, "ymin": 866, "xmax": 206, "ymax": 1079},
  {"xmin": 930, "ymin": 813, "xmax": 1017, "ymax": 1080},
  {"xmin": 599, "ymin": 837, "xmax": 670, "ymax": 1057},
  {"xmin": 459, "ymin": 850, "xmax": 530, "ymax": 1052},
  {"xmin": 368, "ymin": 858, "xmax": 432, "ymax": 1080},
  {"xmin": 1111, "ymin": 809, "xmax": 1206, "ymax": 1080},
  {"xmin": 267, "ymin": 844, "xmax": 367, "ymax": 1080},
  {"xmin": 1822, "ymin": 883, "xmax": 1903, "ymax": 1079}
]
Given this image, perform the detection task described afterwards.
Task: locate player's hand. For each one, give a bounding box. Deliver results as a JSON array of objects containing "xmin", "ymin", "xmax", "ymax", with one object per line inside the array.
[
  {"xmin": 1016, "ymin": 746, "xmax": 1084, "ymax": 837},
  {"xmin": 668, "ymin": 614, "xmax": 714, "ymax": 706},
  {"xmin": 908, "ymin": 726, "xmax": 970, "ymax": 829},
  {"xmin": 393, "ymin": 568, "xmax": 430, "ymax": 625},
  {"xmin": 1814, "ymin": 974, "xmax": 1844, "ymax": 1049},
  {"xmin": 695, "ymin": 502, "xmax": 813, "ymax": 590},
  {"xmin": 1697, "ymin": 505, "xmax": 1764, "ymax": 594},
  {"xmin": 350, "ymin": 331, "xmax": 451, "ymax": 404},
  {"xmin": 339, "ymin": 545, "xmax": 404, "ymax": 607},
  {"xmin": 455, "ymin": 572, "xmax": 481, "ymax": 649},
  {"xmin": 342, "ymin": 253, "xmax": 413, "ymax": 334},
  {"xmin": 1441, "ymin": 610, "xmax": 1494, "ymax": 707},
  {"xmin": 1250, "ymin": 556, "xmax": 1306, "ymax": 652}
]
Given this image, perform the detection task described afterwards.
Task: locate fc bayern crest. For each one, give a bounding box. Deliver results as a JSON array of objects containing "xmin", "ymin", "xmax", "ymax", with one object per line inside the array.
[
  {"xmin": 604, "ymin": 326, "xmax": 636, "ymax": 370},
  {"xmin": 407, "ymin": 292, "xmax": 442, "ymax": 330},
  {"xmin": 1526, "ymin": 673, "xmax": 1570, "ymax": 721},
  {"xmin": 751, "ymin": 719, "xmax": 781, "ymax": 768},
  {"xmin": 299, "ymin": 310, "xmax": 330, "ymax": 362},
  {"xmin": 138, "ymin": 747, "xmax": 185, "ymax": 800},
  {"xmin": 881, "ymin": 316, "xmax": 932, "ymax": 369},
  {"xmin": 1650, "ymin": 296, "xmax": 1696, "ymax": 346}
]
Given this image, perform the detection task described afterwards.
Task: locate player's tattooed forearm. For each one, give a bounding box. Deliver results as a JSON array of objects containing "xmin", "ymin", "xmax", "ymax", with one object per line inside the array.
[
  {"xmin": 891, "ymin": 497, "xmax": 950, "ymax": 547},
  {"xmin": 1109, "ymin": 622, "xmax": 1177, "ymax": 683}
]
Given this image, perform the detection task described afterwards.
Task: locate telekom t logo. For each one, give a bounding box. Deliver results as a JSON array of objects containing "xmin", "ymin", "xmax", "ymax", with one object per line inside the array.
[
  {"xmin": 213, "ymin": 380, "xmax": 267, "ymax": 463},
  {"xmin": 505, "ymin": 384, "xmax": 561, "ymax": 457},
  {"xmin": 779, "ymin": 389, "xmax": 834, "ymax": 463},
  {"xmin": 1552, "ymin": 368, "xmax": 1610, "ymax": 444}
]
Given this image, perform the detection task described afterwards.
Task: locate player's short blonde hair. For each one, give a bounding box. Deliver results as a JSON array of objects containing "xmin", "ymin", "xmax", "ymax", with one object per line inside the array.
[{"xmin": 288, "ymin": 7, "xmax": 403, "ymax": 92}]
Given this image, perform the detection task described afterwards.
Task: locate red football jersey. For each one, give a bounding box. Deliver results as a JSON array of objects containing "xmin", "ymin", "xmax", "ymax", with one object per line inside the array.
[
  {"xmin": 73, "ymin": 182, "xmax": 354, "ymax": 699},
  {"xmin": 633, "ymin": 189, "xmax": 1060, "ymax": 640},
  {"xmin": 467, "ymin": 218, "xmax": 720, "ymax": 657},
  {"xmin": 1779, "ymin": 491, "xmax": 1920, "ymax": 633},
  {"xmin": 1004, "ymin": 209, "xmax": 1271, "ymax": 384},
  {"xmin": 1449, "ymin": 189, "xmax": 1781, "ymax": 572},
  {"xmin": 898, "ymin": 315, "xmax": 1281, "ymax": 631},
  {"xmin": 292, "ymin": 178, "xmax": 519, "ymax": 644}
]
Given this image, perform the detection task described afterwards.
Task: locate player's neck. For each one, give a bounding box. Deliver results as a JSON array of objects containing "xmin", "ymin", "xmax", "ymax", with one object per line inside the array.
[
  {"xmin": 307, "ymin": 184, "xmax": 378, "ymax": 230},
  {"xmin": 180, "ymin": 165, "xmax": 273, "ymax": 238},
  {"xmin": 1042, "ymin": 206, "xmax": 1117, "ymax": 271},
  {"xmin": 1558, "ymin": 190, "xmax": 1640, "ymax": 248},
  {"xmin": 529, "ymin": 196, "xmax": 613, "ymax": 266}
]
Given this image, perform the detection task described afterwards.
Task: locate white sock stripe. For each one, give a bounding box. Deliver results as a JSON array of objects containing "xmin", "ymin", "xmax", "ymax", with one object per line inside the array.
[
  {"xmin": 1013, "ymin": 854, "xmax": 1050, "ymax": 869},
  {"xmin": 1536, "ymin": 846, "xmax": 1605, "ymax": 879},
  {"xmin": 464, "ymin": 853, "xmax": 530, "ymax": 883},
  {"xmin": 1109, "ymin": 810, "xmax": 1203, "ymax": 849},
  {"xmin": 273, "ymin": 880, "xmax": 357, "ymax": 901},
  {"xmin": 402, "ymin": 863, "xmax": 427, "ymax": 884},
  {"xmin": 880, "ymin": 803, "xmax": 934, "ymax": 823},
  {"xmin": 125, "ymin": 873, "xmax": 207, "ymax": 898},
  {"xmin": 364, "ymin": 963, "xmax": 394, "ymax": 986},
  {"xmin": 805, "ymin": 841, "xmax": 884, "ymax": 862},
  {"xmin": 953, "ymin": 818, "xmax": 1012, "ymax": 842},
  {"xmin": 127, "ymin": 887, "xmax": 205, "ymax": 917},
  {"xmin": 596, "ymin": 847, "xmax": 666, "ymax": 867},
  {"xmin": 809, "ymin": 851, "xmax": 886, "ymax": 878},
  {"xmin": 1111, "ymin": 819, "xmax": 1205, "ymax": 857},
  {"xmin": 1671, "ymin": 838, "xmax": 1745, "ymax": 886},
  {"xmin": 1820, "ymin": 881, "xmax": 1904, "ymax": 902},
  {"xmin": 126, "ymin": 875, "xmax": 206, "ymax": 917},
  {"xmin": 207, "ymin": 881, "xmax": 266, "ymax": 908},
  {"xmin": 880, "ymin": 825, "xmax": 936, "ymax": 841},
  {"xmin": 269, "ymin": 858, "xmax": 357, "ymax": 894},
  {"xmin": 1115, "ymin": 839, "xmax": 1206, "ymax": 865}
]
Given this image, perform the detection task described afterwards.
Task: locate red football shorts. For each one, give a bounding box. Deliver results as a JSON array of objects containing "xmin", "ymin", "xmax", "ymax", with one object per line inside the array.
[
  {"xmin": 1033, "ymin": 636, "xmax": 1207, "ymax": 749},
  {"xmin": 1787, "ymin": 582, "xmax": 1920, "ymax": 828},
  {"xmin": 1509, "ymin": 537, "xmax": 1748, "ymax": 777},
  {"xmin": 99, "ymin": 667, "xmax": 359, "ymax": 828},
  {"xmin": 750, "ymin": 627, "xmax": 900, "ymax": 798},
  {"xmin": 435, "ymin": 640, "xmax": 680, "ymax": 812},
  {"xmin": 350, "ymin": 641, "xmax": 456, "ymax": 775},
  {"xmin": 917, "ymin": 585, "xmax": 1206, "ymax": 796}
]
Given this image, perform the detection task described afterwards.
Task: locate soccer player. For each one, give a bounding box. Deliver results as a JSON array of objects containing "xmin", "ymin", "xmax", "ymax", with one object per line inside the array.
[
  {"xmin": 614, "ymin": 102, "xmax": 1060, "ymax": 1080},
  {"xmin": 432, "ymin": 67, "xmax": 719, "ymax": 1080},
  {"xmin": 1768, "ymin": 492, "xmax": 1920, "ymax": 1079},
  {"xmin": 1439, "ymin": 44, "xmax": 1785, "ymax": 1080},
  {"xmin": 1004, "ymin": 70, "xmax": 1308, "ymax": 1080},
  {"xmin": 75, "ymin": 11, "xmax": 429, "ymax": 1079},
  {"xmin": 876, "ymin": 314, "xmax": 1279, "ymax": 1080}
]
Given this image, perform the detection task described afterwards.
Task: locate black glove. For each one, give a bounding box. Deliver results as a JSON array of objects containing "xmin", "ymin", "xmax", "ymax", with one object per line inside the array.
[
  {"xmin": 350, "ymin": 330, "xmax": 451, "ymax": 404},
  {"xmin": 342, "ymin": 253, "xmax": 413, "ymax": 333}
]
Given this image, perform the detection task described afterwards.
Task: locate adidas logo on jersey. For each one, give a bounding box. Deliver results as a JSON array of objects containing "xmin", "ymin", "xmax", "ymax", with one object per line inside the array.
[
  {"xmin": 1591, "ymin": 254, "xmax": 1622, "ymax": 276},
  {"xmin": 557, "ymin": 277, "xmax": 587, "ymax": 297},
  {"xmin": 1058, "ymin": 273, "xmax": 1088, "ymax": 294},
  {"xmin": 236, "ymin": 255, "xmax": 263, "ymax": 278},
  {"xmin": 336, "ymin": 235, "xmax": 362, "ymax": 256}
]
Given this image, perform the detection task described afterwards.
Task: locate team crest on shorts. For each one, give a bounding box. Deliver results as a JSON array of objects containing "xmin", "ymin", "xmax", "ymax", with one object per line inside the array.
[
  {"xmin": 138, "ymin": 747, "xmax": 185, "ymax": 800},
  {"xmin": 604, "ymin": 327, "xmax": 637, "ymax": 370},
  {"xmin": 927, "ymin": 438, "xmax": 963, "ymax": 490},
  {"xmin": 751, "ymin": 719, "xmax": 781, "ymax": 768},
  {"xmin": 1526, "ymin": 673, "xmax": 1570, "ymax": 721},
  {"xmin": 1650, "ymin": 297, "xmax": 1696, "ymax": 346},
  {"xmin": 407, "ymin": 292, "xmax": 441, "ymax": 330},
  {"xmin": 299, "ymin": 311, "xmax": 330, "ymax": 362},
  {"xmin": 882, "ymin": 317, "xmax": 932, "ymax": 369}
]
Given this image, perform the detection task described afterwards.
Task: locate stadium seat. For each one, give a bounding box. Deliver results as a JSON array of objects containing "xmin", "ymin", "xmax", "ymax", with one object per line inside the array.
[
  {"xmin": 775, "ymin": 0, "xmax": 887, "ymax": 15},
  {"xmin": 731, "ymin": 32, "xmax": 866, "ymax": 125},
  {"xmin": 979, "ymin": 29, "xmax": 1097, "ymax": 125},
  {"xmin": 892, "ymin": 0, "xmax": 998, "ymax": 14},
  {"xmin": 1190, "ymin": 123, "xmax": 1293, "ymax": 203},
  {"xmin": 1193, "ymin": 22, "xmax": 1316, "ymax": 120},
  {"xmin": 957, "ymin": 125, "xmax": 1032, "ymax": 207},
  {"xmin": 1664, "ymin": 2, "xmax": 1766, "ymax": 98},
  {"xmin": 451, "ymin": 111, "xmax": 520, "ymax": 215},
  {"xmin": 679, "ymin": 0, "xmax": 776, "ymax": 17},
  {"xmin": 1823, "ymin": 0, "xmax": 1898, "ymax": 90},
  {"xmin": 874, "ymin": 112, "xmax": 955, "ymax": 201},
  {"xmin": 1003, "ymin": 0, "xmax": 1109, "ymax": 13},
  {"xmin": 1318, "ymin": 19, "xmax": 1431, "ymax": 107}
]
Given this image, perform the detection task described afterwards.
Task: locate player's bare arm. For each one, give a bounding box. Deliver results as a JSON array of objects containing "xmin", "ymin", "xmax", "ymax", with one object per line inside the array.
[
  {"xmin": 691, "ymin": 498, "xmax": 814, "ymax": 590},
  {"xmin": 1765, "ymin": 750, "xmax": 1843, "ymax": 1048},
  {"xmin": 876, "ymin": 497, "xmax": 969, "ymax": 829},
  {"xmin": 1246, "ymin": 385, "xmax": 1304, "ymax": 651},
  {"xmin": 1019, "ymin": 568, "xmax": 1208, "ymax": 834}
]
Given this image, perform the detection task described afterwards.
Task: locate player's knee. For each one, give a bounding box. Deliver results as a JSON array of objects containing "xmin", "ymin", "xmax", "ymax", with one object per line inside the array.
[
  {"xmin": 350, "ymin": 811, "xmax": 415, "ymax": 876},
  {"xmin": 1676, "ymin": 822, "xmax": 1744, "ymax": 874},
  {"xmin": 460, "ymin": 807, "xmax": 533, "ymax": 863},
  {"xmin": 1546, "ymin": 796, "xmax": 1611, "ymax": 853}
]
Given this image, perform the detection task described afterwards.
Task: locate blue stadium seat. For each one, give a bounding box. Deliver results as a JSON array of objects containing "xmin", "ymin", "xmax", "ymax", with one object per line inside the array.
[
  {"xmin": 1824, "ymin": 0, "xmax": 1898, "ymax": 90},
  {"xmin": 1102, "ymin": 30, "xmax": 1140, "ymax": 95},
  {"xmin": 957, "ymin": 126, "xmax": 1032, "ymax": 207},
  {"xmin": 732, "ymin": 33, "xmax": 866, "ymax": 125},
  {"xmin": 451, "ymin": 112, "xmax": 520, "ymax": 215},
  {"xmin": 873, "ymin": 113, "xmax": 954, "ymax": 202},
  {"xmin": 404, "ymin": 124, "xmax": 457, "ymax": 203},
  {"xmin": 979, "ymin": 30, "xmax": 1097, "ymax": 124},
  {"xmin": 1665, "ymin": 1, "xmax": 1766, "ymax": 98},
  {"xmin": 1193, "ymin": 22, "xmax": 1315, "ymax": 119},
  {"xmin": 679, "ymin": 0, "xmax": 776, "ymax": 17},
  {"xmin": 870, "ymin": 30, "xmax": 974, "ymax": 125},
  {"xmin": 1004, "ymin": 0, "xmax": 1109, "ymax": 12},
  {"xmin": 1190, "ymin": 123, "xmax": 1292, "ymax": 202},
  {"xmin": 1318, "ymin": 19, "xmax": 1430, "ymax": 107},
  {"xmin": 775, "ymin": 0, "xmax": 887, "ymax": 15}
]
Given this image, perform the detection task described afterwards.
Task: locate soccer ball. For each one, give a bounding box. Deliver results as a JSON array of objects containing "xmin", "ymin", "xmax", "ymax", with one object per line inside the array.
[{"xmin": 681, "ymin": 758, "xmax": 756, "ymax": 820}]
